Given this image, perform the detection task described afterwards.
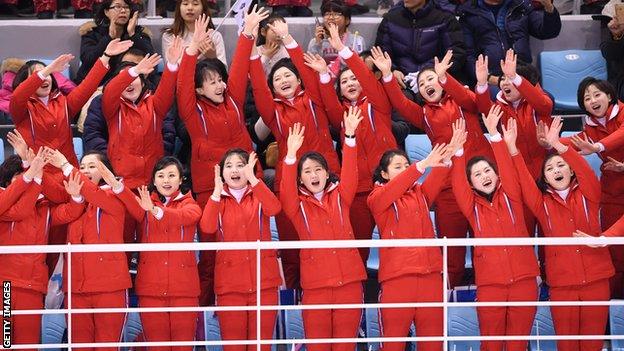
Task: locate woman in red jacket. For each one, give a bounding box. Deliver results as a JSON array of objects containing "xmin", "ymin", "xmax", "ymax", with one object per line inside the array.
[
  {"xmin": 303, "ymin": 23, "xmax": 396, "ymax": 266},
  {"xmin": 199, "ymin": 150, "xmax": 282, "ymax": 351},
  {"xmin": 506, "ymin": 117, "xmax": 613, "ymax": 351},
  {"xmin": 46, "ymin": 148, "xmax": 132, "ymax": 349},
  {"xmin": 0, "ymin": 149, "xmax": 84, "ymax": 347},
  {"xmin": 370, "ymin": 48, "xmax": 493, "ymax": 288},
  {"xmin": 99, "ymin": 156, "xmax": 202, "ymax": 350},
  {"xmin": 280, "ymin": 108, "xmax": 365, "ymax": 351},
  {"xmin": 249, "ymin": 19, "xmax": 340, "ymax": 289},
  {"xmin": 176, "ymin": 8, "xmax": 268, "ymax": 306},
  {"xmin": 451, "ymin": 106, "xmax": 540, "ymax": 351},
  {"xmin": 367, "ymin": 128, "xmax": 462, "ymax": 351}
]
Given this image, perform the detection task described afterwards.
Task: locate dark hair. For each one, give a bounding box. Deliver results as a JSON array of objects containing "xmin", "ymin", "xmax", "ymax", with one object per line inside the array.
[
  {"xmin": 497, "ymin": 60, "xmax": 540, "ymax": 88},
  {"xmin": 103, "ymin": 61, "xmax": 152, "ymax": 103},
  {"xmin": 94, "ymin": 0, "xmax": 137, "ymax": 27},
  {"xmin": 149, "ymin": 156, "xmax": 188, "ymax": 199},
  {"xmin": 576, "ymin": 77, "xmax": 618, "ymax": 115},
  {"xmin": 359, "ymin": 50, "xmax": 381, "ymax": 75},
  {"xmin": 412, "ymin": 66, "xmax": 436, "ymax": 105},
  {"xmin": 268, "ymin": 58, "xmax": 302, "ymax": 93},
  {"xmin": 218, "ymin": 148, "xmax": 250, "ymax": 179},
  {"xmin": 372, "ymin": 149, "xmax": 410, "ymax": 184},
  {"xmin": 536, "ymin": 153, "xmax": 576, "ymax": 192},
  {"xmin": 257, "ymin": 14, "xmax": 286, "ymax": 46},
  {"xmin": 321, "ymin": 0, "xmax": 352, "ymax": 22},
  {"xmin": 297, "ymin": 152, "xmax": 339, "ymax": 189},
  {"xmin": 164, "ymin": 0, "xmax": 215, "ymax": 36},
  {"xmin": 0, "ymin": 155, "xmax": 25, "ymax": 188},
  {"xmin": 465, "ymin": 156, "xmax": 498, "ymax": 185},
  {"xmin": 195, "ymin": 58, "xmax": 229, "ymax": 94},
  {"xmin": 121, "ymin": 48, "xmax": 147, "ymax": 62},
  {"xmin": 12, "ymin": 60, "xmax": 59, "ymax": 92},
  {"xmin": 81, "ymin": 150, "xmax": 114, "ymax": 186}
]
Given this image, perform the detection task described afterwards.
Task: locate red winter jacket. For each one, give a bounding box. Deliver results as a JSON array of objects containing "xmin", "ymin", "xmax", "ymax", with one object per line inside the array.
[
  {"xmin": 512, "ymin": 148, "xmax": 614, "ymax": 287},
  {"xmin": 10, "ymin": 59, "xmax": 108, "ymax": 166},
  {"xmin": 476, "ymin": 78, "xmax": 552, "ymax": 179},
  {"xmin": 177, "ymin": 34, "xmax": 258, "ymax": 195},
  {"xmin": 102, "ymin": 66, "xmax": 177, "ymax": 189},
  {"xmin": 0, "ymin": 176, "xmax": 32, "ymax": 216},
  {"xmin": 452, "ymin": 139, "xmax": 539, "ymax": 286},
  {"xmin": 249, "ymin": 42, "xmax": 340, "ymax": 191},
  {"xmin": 279, "ymin": 140, "xmax": 366, "ymax": 290},
  {"xmin": 200, "ymin": 181, "xmax": 282, "ymax": 295},
  {"xmin": 117, "ymin": 187, "xmax": 201, "ymax": 298},
  {"xmin": 367, "ymin": 165, "xmax": 449, "ymax": 282},
  {"xmin": 319, "ymin": 50, "xmax": 397, "ymax": 193}
]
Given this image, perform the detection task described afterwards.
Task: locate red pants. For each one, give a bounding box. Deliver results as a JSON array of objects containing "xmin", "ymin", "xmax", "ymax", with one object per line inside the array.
[
  {"xmin": 217, "ymin": 288, "xmax": 278, "ymax": 351},
  {"xmin": 68, "ymin": 290, "xmax": 128, "ymax": 351},
  {"xmin": 379, "ymin": 273, "xmax": 443, "ymax": 351},
  {"xmin": 550, "ymin": 279, "xmax": 610, "ymax": 351},
  {"xmin": 275, "ymin": 210, "xmax": 300, "ymax": 289},
  {"xmin": 196, "ymin": 190, "xmax": 217, "ymax": 306},
  {"xmin": 476, "ymin": 278, "xmax": 538, "ymax": 351},
  {"xmin": 434, "ymin": 189, "xmax": 469, "ymax": 288},
  {"xmin": 349, "ymin": 192, "xmax": 376, "ymax": 265},
  {"xmin": 602, "ymin": 202, "xmax": 624, "ymax": 298},
  {"xmin": 139, "ymin": 295, "xmax": 198, "ymax": 351},
  {"xmin": 9, "ymin": 287, "xmax": 43, "ymax": 350},
  {"xmin": 34, "ymin": 0, "xmax": 96, "ymax": 12},
  {"xmin": 302, "ymin": 281, "xmax": 363, "ymax": 351}
]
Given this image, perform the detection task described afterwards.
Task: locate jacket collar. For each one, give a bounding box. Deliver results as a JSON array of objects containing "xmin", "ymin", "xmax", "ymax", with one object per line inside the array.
[
  {"xmin": 545, "ymin": 181, "xmax": 579, "ymax": 204},
  {"xmin": 298, "ymin": 181, "xmax": 339, "ymax": 198},
  {"xmin": 399, "ymin": 0, "xmax": 434, "ymax": 19},
  {"xmin": 151, "ymin": 190, "xmax": 186, "ymax": 204},
  {"xmin": 273, "ymin": 87, "xmax": 305, "ymax": 105},
  {"xmin": 220, "ymin": 184, "xmax": 252, "ymax": 199},
  {"xmin": 343, "ymin": 95, "xmax": 368, "ymax": 108},
  {"xmin": 584, "ymin": 103, "xmax": 620, "ymax": 127}
]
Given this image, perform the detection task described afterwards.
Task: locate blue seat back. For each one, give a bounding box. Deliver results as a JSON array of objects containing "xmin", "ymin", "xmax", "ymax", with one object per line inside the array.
[
  {"xmin": 123, "ymin": 312, "xmax": 143, "ymax": 348},
  {"xmin": 529, "ymin": 306, "xmax": 557, "ymax": 351},
  {"xmin": 35, "ymin": 58, "xmax": 72, "ymax": 79},
  {"xmin": 404, "ymin": 134, "xmax": 432, "ymax": 182},
  {"xmin": 540, "ymin": 50, "xmax": 607, "ymax": 111},
  {"xmin": 204, "ymin": 311, "xmax": 224, "ymax": 351},
  {"xmin": 73, "ymin": 137, "xmax": 84, "ymax": 161},
  {"xmin": 560, "ymin": 131, "xmax": 602, "ymax": 178},
  {"xmin": 365, "ymin": 308, "xmax": 381, "ymax": 350},
  {"xmin": 0, "ymin": 138, "xmax": 4, "ymax": 164},
  {"xmin": 366, "ymin": 227, "xmax": 380, "ymax": 272},
  {"xmin": 447, "ymin": 306, "xmax": 480, "ymax": 351},
  {"xmin": 610, "ymin": 303, "xmax": 624, "ymax": 351},
  {"xmin": 41, "ymin": 313, "xmax": 66, "ymax": 351}
]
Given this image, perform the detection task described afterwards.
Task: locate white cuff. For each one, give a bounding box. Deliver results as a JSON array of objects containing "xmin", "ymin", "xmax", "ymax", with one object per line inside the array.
[
  {"xmin": 454, "ymin": 149, "xmax": 464, "ymax": 157},
  {"xmin": 284, "ymin": 40, "xmax": 298, "ymax": 49},
  {"xmin": 415, "ymin": 161, "xmax": 426, "ymax": 174},
  {"xmin": 166, "ymin": 62, "xmax": 179, "ymax": 72},
  {"xmin": 22, "ymin": 160, "xmax": 30, "ymax": 169},
  {"xmin": 284, "ymin": 156, "xmax": 297, "ymax": 165},
  {"xmin": 338, "ymin": 46, "xmax": 353, "ymax": 59},
  {"xmin": 112, "ymin": 182, "xmax": 124, "ymax": 195},
  {"xmin": 128, "ymin": 67, "xmax": 139, "ymax": 78},
  {"xmin": 319, "ymin": 72, "xmax": 332, "ymax": 84},
  {"xmin": 250, "ymin": 54, "xmax": 260, "ymax": 60},
  {"xmin": 438, "ymin": 75, "xmax": 447, "ymax": 84},
  {"xmin": 210, "ymin": 194, "xmax": 221, "ymax": 202},
  {"xmin": 33, "ymin": 177, "xmax": 42, "ymax": 185},
  {"xmin": 344, "ymin": 137, "xmax": 356, "ymax": 147},
  {"xmin": 489, "ymin": 133, "xmax": 503, "ymax": 142},
  {"xmin": 596, "ymin": 142, "xmax": 605, "ymax": 152},
  {"xmin": 22, "ymin": 174, "xmax": 32, "ymax": 183},
  {"xmin": 476, "ymin": 83, "xmax": 489, "ymax": 94},
  {"xmin": 153, "ymin": 206, "xmax": 164, "ymax": 220},
  {"xmin": 62, "ymin": 164, "xmax": 74, "ymax": 177},
  {"xmin": 37, "ymin": 71, "xmax": 47, "ymax": 80},
  {"xmin": 72, "ymin": 195, "xmax": 85, "ymax": 204},
  {"xmin": 382, "ymin": 74, "xmax": 393, "ymax": 83},
  {"xmin": 511, "ymin": 74, "xmax": 522, "ymax": 86}
]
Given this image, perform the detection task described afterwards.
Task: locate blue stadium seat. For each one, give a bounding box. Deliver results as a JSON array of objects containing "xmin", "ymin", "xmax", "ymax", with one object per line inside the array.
[
  {"xmin": 73, "ymin": 137, "xmax": 84, "ymax": 161},
  {"xmin": 270, "ymin": 216, "xmax": 279, "ymax": 242},
  {"xmin": 283, "ymin": 309, "xmax": 305, "ymax": 350},
  {"xmin": 0, "ymin": 138, "xmax": 5, "ymax": 164},
  {"xmin": 404, "ymin": 134, "xmax": 432, "ymax": 181},
  {"xmin": 122, "ymin": 312, "xmax": 143, "ymax": 348},
  {"xmin": 529, "ymin": 306, "xmax": 556, "ymax": 351},
  {"xmin": 366, "ymin": 227, "xmax": 380, "ymax": 272},
  {"xmin": 447, "ymin": 306, "xmax": 480, "ymax": 351},
  {"xmin": 610, "ymin": 303, "xmax": 624, "ymax": 351},
  {"xmin": 365, "ymin": 308, "xmax": 381, "ymax": 351},
  {"xmin": 35, "ymin": 58, "xmax": 71, "ymax": 79},
  {"xmin": 540, "ymin": 50, "xmax": 607, "ymax": 111},
  {"xmin": 560, "ymin": 132, "xmax": 602, "ymax": 178},
  {"xmin": 204, "ymin": 311, "xmax": 224, "ymax": 351},
  {"xmin": 41, "ymin": 313, "xmax": 66, "ymax": 351}
]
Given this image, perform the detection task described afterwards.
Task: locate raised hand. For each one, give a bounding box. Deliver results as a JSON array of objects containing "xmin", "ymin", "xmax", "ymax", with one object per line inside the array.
[
  {"xmin": 571, "ymin": 133, "xmax": 600, "ymax": 155},
  {"xmin": 243, "ymin": 5, "xmax": 270, "ymax": 36},
  {"xmin": 370, "ymin": 46, "xmax": 392, "ymax": 77},
  {"xmin": 448, "ymin": 118, "xmax": 467, "ymax": 156},
  {"xmin": 41, "ymin": 54, "xmax": 74, "ymax": 76},
  {"xmin": 166, "ymin": 36, "xmax": 184, "ymax": 64},
  {"xmin": 199, "ymin": 37, "xmax": 217, "ymax": 58},
  {"xmin": 63, "ymin": 172, "xmax": 84, "ymax": 197},
  {"xmin": 44, "ymin": 147, "xmax": 69, "ymax": 169},
  {"xmin": 286, "ymin": 122, "xmax": 305, "ymax": 159},
  {"xmin": 327, "ymin": 23, "xmax": 345, "ymax": 51},
  {"xmin": 242, "ymin": 152, "xmax": 259, "ymax": 185},
  {"xmin": 344, "ymin": 106, "xmax": 363, "ymax": 136},
  {"xmin": 482, "ymin": 104, "xmax": 503, "ymax": 136},
  {"xmin": 137, "ymin": 185, "xmax": 154, "ymax": 211},
  {"xmin": 104, "ymin": 38, "xmax": 134, "ymax": 57},
  {"xmin": 502, "ymin": 118, "xmax": 519, "ymax": 155},
  {"xmin": 603, "ymin": 156, "xmax": 624, "ymax": 173},
  {"xmin": 433, "ymin": 50, "xmax": 453, "ymax": 82},
  {"xmin": 188, "ymin": 14, "xmax": 212, "ymax": 55},
  {"xmin": 267, "ymin": 20, "xmax": 290, "ymax": 43},
  {"xmin": 212, "ymin": 164, "xmax": 223, "ymax": 197},
  {"xmin": 500, "ymin": 49, "xmax": 517, "ymax": 80},
  {"xmin": 544, "ymin": 117, "xmax": 563, "ymax": 147},
  {"xmin": 536, "ymin": 120, "xmax": 550, "ymax": 148},
  {"xmin": 108, "ymin": 11, "xmax": 121, "ymax": 38},
  {"xmin": 7, "ymin": 129, "xmax": 29, "ymax": 161},
  {"xmin": 24, "ymin": 148, "xmax": 46, "ymax": 180},
  {"xmin": 419, "ymin": 143, "xmax": 449, "ymax": 169},
  {"xmin": 608, "ymin": 18, "xmax": 624, "ymax": 38},
  {"xmin": 263, "ymin": 41, "xmax": 279, "ymax": 59},
  {"xmin": 475, "ymin": 54, "xmax": 489, "ymax": 86},
  {"xmin": 96, "ymin": 160, "xmax": 121, "ymax": 190},
  {"xmin": 134, "ymin": 54, "xmax": 161, "ymax": 75},
  {"xmin": 127, "ymin": 11, "xmax": 139, "ymax": 37},
  {"xmin": 573, "ymin": 230, "xmax": 607, "ymax": 248},
  {"xmin": 304, "ymin": 53, "xmax": 329, "ymax": 74}
]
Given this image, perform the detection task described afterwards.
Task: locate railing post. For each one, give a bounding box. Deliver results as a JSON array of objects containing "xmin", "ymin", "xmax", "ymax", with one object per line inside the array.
[
  {"xmin": 67, "ymin": 243, "xmax": 72, "ymax": 351},
  {"xmin": 256, "ymin": 240, "xmax": 261, "ymax": 351},
  {"xmin": 443, "ymin": 237, "xmax": 448, "ymax": 351}
]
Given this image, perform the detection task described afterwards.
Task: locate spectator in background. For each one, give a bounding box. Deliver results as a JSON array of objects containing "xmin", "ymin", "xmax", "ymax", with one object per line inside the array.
[
  {"xmin": 458, "ymin": 0, "xmax": 561, "ymax": 86},
  {"xmin": 601, "ymin": 17, "xmax": 624, "ymax": 101},
  {"xmin": 34, "ymin": 0, "xmax": 95, "ymax": 18},
  {"xmin": 257, "ymin": 14, "xmax": 290, "ymax": 76},
  {"xmin": 308, "ymin": 1, "xmax": 366, "ymax": 77},
  {"xmin": 75, "ymin": 0, "xmax": 154, "ymax": 84},
  {"xmin": 374, "ymin": 0, "xmax": 467, "ymax": 83},
  {"xmin": 269, "ymin": 0, "xmax": 368, "ymax": 18},
  {"xmin": 162, "ymin": 0, "xmax": 227, "ymax": 65}
]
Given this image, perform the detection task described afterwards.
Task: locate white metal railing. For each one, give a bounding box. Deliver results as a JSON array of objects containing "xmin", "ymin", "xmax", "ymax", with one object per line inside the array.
[{"xmin": 3, "ymin": 235, "xmax": 624, "ymax": 350}]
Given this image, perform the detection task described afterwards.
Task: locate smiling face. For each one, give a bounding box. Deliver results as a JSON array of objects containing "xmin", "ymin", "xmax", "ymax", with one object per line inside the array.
[
  {"xmin": 122, "ymin": 75, "xmax": 143, "ymax": 102},
  {"xmin": 403, "ymin": 0, "xmax": 426, "ymax": 12},
  {"xmin": 222, "ymin": 154, "xmax": 249, "ymax": 190},
  {"xmin": 272, "ymin": 66, "xmax": 301, "ymax": 99},
  {"xmin": 417, "ymin": 70, "xmax": 443, "ymax": 103},
  {"xmin": 299, "ymin": 158, "xmax": 329, "ymax": 194},
  {"xmin": 339, "ymin": 69, "xmax": 362, "ymax": 102},
  {"xmin": 196, "ymin": 70, "xmax": 226, "ymax": 103},
  {"xmin": 322, "ymin": 11, "xmax": 349, "ymax": 33},
  {"xmin": 104, "ymin": 0, "xmax": 131, "ymax": 25},
  {"xmin": 80, "ymin": 154, "xmax": 104, "ymax": 185},
  {"xmin": 583, "ymin": 84, "xmax": 611, "ymax": 117},
  {"xmin": 469, "ymin": 160, "xmax": 499, "ymax": 195},
  {"xmin": 499, "ymin": 76, "xmax": 521, "ymax": 102},
  {"xmin": 32, "ymin": 63, "xmax": 53, "ymax": 97},
  {"xmin": 180, "ymin": 0, "xmax": 203, "ymax": 22},
  {"xmin": 381, "ymin": 155, "xmax": 410, "ymax": 182},
  {"xmin": 154, "ymin": 164, "xmax": 182, "ymax": 197},
  {"xmin": 543, "ymin": 155, "xmax": 573, "ymax": 191}
]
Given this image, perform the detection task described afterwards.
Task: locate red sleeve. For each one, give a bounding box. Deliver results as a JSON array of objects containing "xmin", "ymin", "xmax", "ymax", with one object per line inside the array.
[
  {"xmin": 102, "ymin": 69, "xmax": 135, "ymax": 121},
  {"xmin": 515, "ymin": 78, "xmax": 553, "ymax": 118},
  {"xmin": 559, "ymin": 147, "xmax": 601, "ymax": 202},
  {"xmin": 0, "ymin": 177, "xmax": 31, "ymax": 216},
  {"xmin": 604, "ymin": 213, "xmax": 624, "ymax": 237},
  {"xmin": 176, "ymin": 52, "xmax": 199, "ymax": 124},
  {"xmin": 511, "ymin": 152, "xmax": 547, "ymax": 228},
  {"xmin": 337, "ymin": 141, "xmax": 358, "ymax": 205},
  {"xmin": 367, "ymin": 163, "xmax": 423, "ymax": 215},
  {"xmin": 42, "ymin": 172, "xmax": 70, "ymax": 204},
  {"xmin": 249, "ymin": 58, "xmax": 278, "ymax": 133},
  {"xmin": 9, "ymin": 72, "xmax": 42, "ymax": 124},
  {"xmin": 199, "ymin": 197, "xmax": 220, "ymax": 235},
  {"xmin": 227, "ymin": 34, "xmax": 255, "ymax": 106},
  {"xmin": 344, "ymin": 54, "xmax": 391, "ymax": 112},
  {"xmin": 440, "ymin": 74, "xmax": 478, "ymax": 113},
  {"xmin": 75, "ymin": 169, "xmax": 125, "ymax": 215},
  {"xmin": 253, "ymin": 181, "xmax": 282, "ymax": 216},
  {"xmin": 421, "ymin": 166, "xmax": 451, "ymax": 206},
  {"xmin": 598, "ymin": 123, "xmax": 624, "ymax": 152},
  {"xmin": 318, "ymin": 79, "xmax": 344, "ymax": 130},
  {"xmin": 286, "ymin": 44, "xmax": 323, "ymax": 106},
  {"xmin": 50, "ymin": 200, "xmax": 85, "ymax": 226},
  {"xmin": 66, "ymin": 59, "xmax": 109, "ymax": 118},
  {"xmin": 279, "ymin": 160, "xmax": 301, "ymax": 218},
  {"xmin": 161, "ymin": 196, "xmax": 202, "ymax": 227},
  {"xmin": 0, "ymin": 182, "xmax": 40, "ymax": 221},
  {"xmin": 152, "ymin": 66, "xmax": 177, "ymax": 119},
  {"xmin": 382, "ymin": 77, "xmax": 425, "ymax": 130},
  {"xmin": 451, "ymin": 152, "xmax": 476, "ymax": 218},
  {"xmin": 475, "ymin": 86, "xmax": 494, "ymax": 115},
  {"xmin": 491, "ymin": 139, "xmax": 522, "ymax": 200},
  {"xmin": 115, "ymin": 185, "xmax": 146, "ymax": 221},
  {"xmin": 559, "ymin": 131, "xmax": 585, "ymax": 149}
]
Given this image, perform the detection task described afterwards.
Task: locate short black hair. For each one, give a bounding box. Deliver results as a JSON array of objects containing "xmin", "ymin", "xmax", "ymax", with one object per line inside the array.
[
  {"xmin": 12, "ymin": 60, "xmax": 59, "ymax": 92},
  {"xmin": 149, "ymin": 156, "xmax": 189, "ymax": 199},
  {"xmin": 321, "ymin": 0, "xmax": 352, "ymax": 21},
  {"xmin": 576, "ymin": 77, "xmax": 617, "ymax": 115},
  {"xmin": 257, "ymin": 14, "xmax": 286, "ymax": 46},
  {"xmin": 267, "ymin": 58, "xmax": 302, "ymax": 93},
  {"xmin": 0, "ymin": 155, "xmax": 25, "ymax": 188},
  {"xmin": 465, "ymin": 156, "xmax": 498, "ymax": 186},
  {"xmin": 218, "ymin": 148, "xmax": 250, "ymax": 180},
  {"xmin": 194, "ymin": 58, "xmax": 229, "ymax": 102},
  {"xmin": 297, "ymin": 152, "xmax": 339, "ymax": 188},
  {"xmin": 81, "ymin": 150, "xmax": 114, "ymax": 186},
  {"xmin": 372, "ymin": 149, "xmax": 410, "ymax": 184}
]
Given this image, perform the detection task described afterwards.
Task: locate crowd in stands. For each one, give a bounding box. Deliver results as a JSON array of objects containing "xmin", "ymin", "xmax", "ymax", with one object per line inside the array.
[{"xmin": 1, "ymin": 0, "xmax": 624, "ymax": 349}]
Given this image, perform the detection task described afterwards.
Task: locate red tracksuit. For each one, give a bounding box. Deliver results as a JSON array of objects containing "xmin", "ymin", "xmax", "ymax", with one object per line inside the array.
[
  {"xmin": 279, "ymin": 139, "xmax": 366, "ymax": 351},
  {"xmin": 0, "ymin": 176, "xmax": 84, "ymax": 348},
  {"xmin": 451, "ymin": 139, "xmax": 539, "ymax": 351},
  {"xmin": 63, "ymin": 167, "xmax": 131, "ymax": 350},
  {"xmin": 318, "ymin": 48, "xmax": 397, "ymax": 265},
  {"xmin": 512, "ymin": 148, "xmax": 614, "ymax": 351},
  {"xmin": 383, "ymin": 74, "xmax": 493, "ymax": 288},
  {"xmin": 199, "ymin": 181, "xmax": 283, "ymax": 351},
  {"xmin": 116, "ymin": 186, "xmax": 202, "ymax": 350},
  {"xmin": 177, "ymin": 34, "xmax": 259, "ymax": 306},
  {"xmin": 367, "ymin": 165, "xmax": 451, "ymax": 351},
  {"xmin": 250, "ymin": 41, "xmax": 340, "ymax": 289},
  {"xmin": 34, "ymin": 0, "xmax": 97, "ymax": 14}
]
